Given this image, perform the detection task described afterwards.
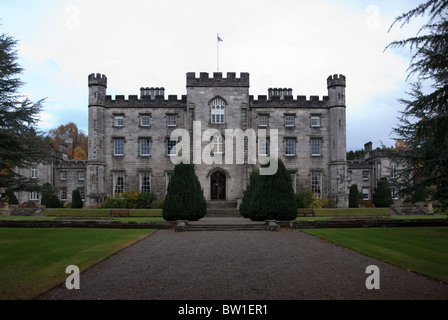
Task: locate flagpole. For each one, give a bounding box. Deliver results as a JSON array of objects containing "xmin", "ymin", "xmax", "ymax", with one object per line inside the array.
[{"xmin": 217, "ymin": 34, "xmax": 219, "ymax": 72}]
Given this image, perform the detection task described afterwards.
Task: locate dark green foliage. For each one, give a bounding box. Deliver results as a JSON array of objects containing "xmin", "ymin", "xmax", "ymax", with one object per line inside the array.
[
  {"xmin": 102, "ymin": 196, "xmax": 125, "ymax": 209},
  {"xmin": 4, "ymin": 188, "xmax": 18, "ymax": 205},
  {"xmin": 162, "ymin": 163, "xmax": 206, "ymax": 221},
  {"xmin": 248, "ymin": 159, "xmax": 298, "ymax": 221},
  {"xmin": 349, "ymin": 184, "xmax": 360, "ymax": 208},
  {"xmin": 387, "ymin": 0, "xmax": 448, "ymax": 208},
  {"xmin": 239, "ymin": 170, "xmax": 260, "ymax": 218},
  {"xmin": 137, "ymin": 192, "xmax": 157, "ymax": 209},
  {"xmin": 295, "ymin": 189, "xmax": 314, "ymax": 208},
  {"xmin": 40, "ymin": 183, "xmax": 61, "ymax": 208},
  {"xmin": 71, "ymin": 189, "xmax": 83, "ymax": 208},
  {"xmin": 372, "ymin": 178, "xmax": 394, "ymax": 208},
  {"xmin": 346, "ymin": 149, "xmax": 364, "ymax": 160},
  {"xmin": 0, "ymin": 31, "xmax": 52, "ymax": 191}
]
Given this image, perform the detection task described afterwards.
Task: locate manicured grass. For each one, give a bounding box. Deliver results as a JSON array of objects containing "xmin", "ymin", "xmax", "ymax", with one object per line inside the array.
[
  {"xmin": 0, "ymin": 228, "xmax": 154, "ymax": 300},
  {"xmin": 303, "ymin": 227, "xmax": 448, "ymax": 283},
  {"xmin": 313, "ymin": 207, "xmax": 390, "ymax": 217}
]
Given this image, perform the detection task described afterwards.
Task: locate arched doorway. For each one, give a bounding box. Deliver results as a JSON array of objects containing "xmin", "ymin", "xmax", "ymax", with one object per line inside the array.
[{"xmin": 210, "ymin": 171, "xmax": 226, "ymax": 200}]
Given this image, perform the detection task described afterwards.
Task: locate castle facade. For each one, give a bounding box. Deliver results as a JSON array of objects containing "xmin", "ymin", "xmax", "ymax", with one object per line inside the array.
[{"xmin": 86, "ymin": 72, "xmax": 349, "ymax": 208}]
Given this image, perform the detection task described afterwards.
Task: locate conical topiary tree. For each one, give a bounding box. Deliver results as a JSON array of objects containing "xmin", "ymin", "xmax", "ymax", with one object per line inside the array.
[
  {"xmin": 248, "ymin": 158, "xmax": 297, "ymax": 221},
  {"xmin": 239, "ymin": 170, "xmax": 260, "ymax": 218},
  {"xmin": 373, "ymin": 177, "xmax": 394, "ymax": 207},
  {"xmin": 40, "ymin": 183, "xmax": 61, "ymax": 208},
  {"xmin": 162, "ymin": 163, "xmax": 206, "ymax": 221},
  {"xmin": 349, "ymin": 184, "xmax": 359, "ymax": 208},
  {"xmin": 71, "ymin": 189, "xmax": 83, "ymax": 208}
]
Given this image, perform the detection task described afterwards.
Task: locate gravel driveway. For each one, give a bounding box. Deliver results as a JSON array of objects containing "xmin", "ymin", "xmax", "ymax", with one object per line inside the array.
[{"xmin": 37, "ymin": 229, "xmax": 448, "ymax": 300}]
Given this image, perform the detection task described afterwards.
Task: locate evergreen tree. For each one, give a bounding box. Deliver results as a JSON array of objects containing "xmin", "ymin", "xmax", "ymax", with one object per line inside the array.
[
  {"xmin": 387, "ymin": 0, "xmax": 448, "ymax": 207},
  {"xmin": 372, "ymin": 178, "xmax": 394, "ymax": 208},
  {"xmin": 40, "ymin": 183, "xmax": 61, "ymax": 208},
  {"xmin": 4, "ymin": 188, "xmax": 18, "ymax": 205},
  {"xmin": 162, "ymin": 163, "xmax": 206, "ymax": 221},
  {"xmin": 71, "ymin": 189, "xmax": 83, "ymax": 208},
  {"xmin": 239, "ymin": 170, "xmax": 259, "ymax": 218},
  {"xmin": 0, "ymin": 31, "xmax": 52, "ymax": 191},
  {"xmin": 349, "ymin": 184, "xmax": 359, "ymax": 208},
  {"xmin": 248, "ymin": 159, "xmax": 297, "ymax": 221}
]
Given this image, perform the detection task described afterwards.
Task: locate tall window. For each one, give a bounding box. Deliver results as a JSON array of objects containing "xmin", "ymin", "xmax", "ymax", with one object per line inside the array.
[
  {"xmin": 78, "ymin": 188, "xmax": 85, "ymax": 201},
  {"xmin": 290, "ymin": 172, "xmax": 297, "ymax": 192},
  {"xmin": 31, "ymin": 166, "xmax": 37, "ymax": 179},
  {"xmin": 114, "ymin": 139, "xmax": 124, "ymax": 156},
  {"xmin": 140, "ymin": 172, "xmax": 151, "ymax": 193},
  {"xmin": 213, "ymin": 135, "xmax": 223, "ymax": 154},
  {"xmin": 311, "ymin": 139, "xmax": 321, "ymax": 156},
  {"xmin": 167, "ymin": 114, "xmax": 177, "ymax": 126},
  {"xmin": 390, "ymin": 162, "xmax": 397, "ymax": 178},
  {"xmin": 211, "ymin": 98, "xmax": 225, "ymax": 123},
  {"xmin": 113, "ymin": 172, "xmax": 125, "ymax": 196},
  {"xmin": 362, "ymin": 188, "xmax": 369, "ymax": 200},
  {"xmin": 140, "ymin": 139, "xmax": 151, "ymax": 156},
  {"xmin": 60, "ymin": 188, "xmax": 67, "ymax": 201},
  {"xmin": 285, "ymin": 139, "xmax": 295, "ymax": 156},
  {"xmin": 167, "ymin": 140, "xmax": 177, "ymax": 156},
  {"xmin": 311, "ymin": 172, "xmax": 322, "ymax": 197},
  {"xmin": 259, "ymin": 137, "xmax": 269, "ymax": 156}
]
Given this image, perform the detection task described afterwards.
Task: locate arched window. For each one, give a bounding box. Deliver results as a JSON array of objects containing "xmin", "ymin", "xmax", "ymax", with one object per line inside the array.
[{"xmin": 210, "ymin": 98, "xmax": 225, "ymax": 124}]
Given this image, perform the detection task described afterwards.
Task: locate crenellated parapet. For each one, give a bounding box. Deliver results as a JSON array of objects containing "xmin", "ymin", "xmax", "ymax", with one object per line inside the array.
[
  {"xmin": 186, "ymin": 72, "xmax": 249, "ymax": 87},
  {"xmin": 88, "ymin": 73, "xmax": 107, "ymax": 87},
  {"xmin": 327, "ymin": 74, "xmax": 346, "ymax": 88},
  {"xmin": 250, "ymin": 94, "xmax": 329, "ymax": 108}
]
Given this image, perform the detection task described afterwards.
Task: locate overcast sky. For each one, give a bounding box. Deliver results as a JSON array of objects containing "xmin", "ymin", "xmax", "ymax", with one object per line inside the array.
[{"xmin": 0, "ymin": 0, "xmax": 427, "ymax": 151}]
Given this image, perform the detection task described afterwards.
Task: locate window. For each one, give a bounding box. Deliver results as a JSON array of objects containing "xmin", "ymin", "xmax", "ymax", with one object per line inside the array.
[
  {"xmin": 114, "ymin": 115, "xmax": 124, "ymax": 127},
  {"xmin": 167, "ymin": 114, "xmax": 177, "ymax": 126},
  {"xmin": 140, "ymin": 172, "xmax": 151, "ymax": 193},
  {"xmin": 311, "ymin": 116, "xmax": 321, "ymax": 127},
  {"xmin": 113, "ymin": 172, "xmax": 125, "ymax": 196},
  {"xmin": 311, "ymin": 172, "xmax": 322, "ymax": 197},
  {"xmin": 290, "ymin": 172, "xmax": 297, "ymax": 193},
  {"xmin": 166, "ymin": 171, "xmax": 174, "ymax": 191},
  {"xmin": 259, "ymin": 115, "xmax": 269, "ymax": 127},
  {"xmin": 285, "ymin": 116, "xmax": 295, "ymax": 127},
  {"xmin": 285, "ymin": 139, "xmax": 295, "ymax": 156},
  {"xmin": 347, "ymin": 171, "xmax": 352, "ymax": 181},
  {"xmin": 311, "ymin": 139, "xmax": 321, "ymax": 156},
  {"xmin": 259, "ymin": 137, "xmax": 269, "ymax": 156},
  {"xmin": 60, "ymin": 188, "xmax": 67, "ymax": 201},
  {"xmin": 31, "ymin": 166, "xmax": 37, "ymax": 179},
  {"xmin": 60, "ymin": 171, "xmax": 67, "ymax": 181},
  {"xmin": 30, "ymin": 191, "xmax": 39, "ymax": 201},
  {"xmin": 78, "ymin": 172, "xmax": 85, "ymax": 181},
  {"xmin": 390, "ymin": 162, "xmax": 397, "ymax": 178},
  {"xmin": 167, "ymin": 140, "xmax": 177, "ymax": 156},
  {"xmin": 362, "ymin": 188, "xmax": 369, "ymax": 200},
  {"xmin": 140, "ymin": 139, "xmax": 151, "ymax": 156},
  {"xmin": 78, "ymin": 188, "xmax": 85, "ymax": 201},
  {"xmin": 114, "ymin": 139, "xmax": 124, "ymax": 156},
  {"xmin": 363, "ymin": 171, "xmax": 369, "ymax": 180},
  {"xmin": 211, "ymin": 98, "xmax": 225, "ymax": 123},
  {"xmin": 213, "ymin": 135, "xmax": 223, "ymax": 154},
  {"xmin": 140, "ymin": 115, "xmax": 150, "ymax": 127}
]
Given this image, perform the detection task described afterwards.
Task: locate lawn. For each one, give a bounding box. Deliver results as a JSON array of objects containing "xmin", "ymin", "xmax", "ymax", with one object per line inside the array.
[
  {"xmin": 303, "ymin": 227, "xmax": 448, "ymax": 283},
  {"xmin": 0, "ymin": 228, "xmax": 154, "ymax": 300}
]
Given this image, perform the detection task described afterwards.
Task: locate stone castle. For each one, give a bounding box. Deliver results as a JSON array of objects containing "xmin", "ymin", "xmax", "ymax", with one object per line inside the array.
[{"xmin": 86, "ymin": 72, "xmax": 349, "ymax": 208}]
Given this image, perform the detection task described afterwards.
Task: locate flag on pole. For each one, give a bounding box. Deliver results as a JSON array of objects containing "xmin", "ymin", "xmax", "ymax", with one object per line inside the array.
[{"xmin": 217, "ymin": 35, "xmax": 223, "ymax": 42}]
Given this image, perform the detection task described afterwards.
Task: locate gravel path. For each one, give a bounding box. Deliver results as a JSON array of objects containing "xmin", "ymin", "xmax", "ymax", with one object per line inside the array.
[{"xmin": 38, "ymin": 229, "xmax": 448, "ymax": 300}]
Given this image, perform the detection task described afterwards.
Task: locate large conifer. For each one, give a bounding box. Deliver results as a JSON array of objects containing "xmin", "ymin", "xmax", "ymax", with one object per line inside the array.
[
  {"xmin": 162, "ymin": 163, "xmax": 206, "ymax": 221},
  {"xmin": 239, "ymin": 170, "xmax": 260, "ymax": 218}
]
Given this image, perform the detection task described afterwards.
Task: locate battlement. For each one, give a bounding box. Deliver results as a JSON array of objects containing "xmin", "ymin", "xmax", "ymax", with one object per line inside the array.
[
  {"xmin": 140, "ymin": 87, "xmax": 165, "ymax": 99},
  {"xmin": 268, "ymin": 88, "xmax": 293, "ymax": 100},
  {"xmin": 105, "ymin": 94, "xmax": 187, "ymax": 104},
  {"xmin": 88, "ymin": 73, "xmax": 107, "ymax": 87},
  {"xmin": 250, "ymin": 95, "xmax": 329, "ymax": 107},
  {"xmin": 327, "ymin": 74, "xmax": 346, "ymax": 88},
  {"xmin": 186, "ymin": 72, "xmax": 249, "ymax": 87}
]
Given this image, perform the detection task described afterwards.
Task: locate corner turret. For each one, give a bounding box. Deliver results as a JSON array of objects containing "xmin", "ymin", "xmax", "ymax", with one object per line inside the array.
[
  {"xmin": 88, "ymin": 73, "xmax": 107, "ymax": 106},
  {"xmin": 327, "ymin": 74, "xmax": 346, "ymax": 107}
]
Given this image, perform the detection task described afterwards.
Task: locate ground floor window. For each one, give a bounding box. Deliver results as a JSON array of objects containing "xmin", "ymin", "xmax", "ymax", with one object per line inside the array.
[
  {"xmin": 311, "ymin": 171, "xmax": 322, "ymax": 197},
  {"xmin": 30, "ymin": 191, "xmax": 39, "ymax": 201},
  {"xmin": 60, "ymin": 188, "xmax": 67, "ymax": 201},
  {"xmin": 362, "ymin": 188, "xmax": 369, "ymax": 200},
  {"xmin": 113, "ymin": 172, "xmax": 125, "ymax": 196},
  {"xmin": 140, "ymin": 172, "xmax": 151, "ymax": 193},
  {"xmin": 78, "ymin": 187, "xmax": 85, "ymax": 201}
]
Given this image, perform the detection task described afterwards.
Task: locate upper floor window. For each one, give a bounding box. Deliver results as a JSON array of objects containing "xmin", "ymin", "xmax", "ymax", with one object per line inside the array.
[
  {"xmin": 167, "ymin": 114, "xmax": 177, "ymax": 127},
  {"xmin": 114, "ymin": 115, "xmax": 124, "ymax": 127},
  {"xmin": 311, "ymin": 139, "xmax": 322, "ymax": 156},
  {"xmin": 78, "ymin": 171, "xmax": 85, "ymax": 181},
  {"xmin": 31, "ymin": 166, "xmax": 37, "ymax": 179},
  {"xmin": 363, "ymin": 171, "xmax": 369, "ymax": 180},
  {"xmin": 140, "ymin": 138, "xmax": 151, "ymax": 156},
  {"xmin": 285, "ymin": 138, "xmax": 295, "ymax": 156},
  {"xmin": 60, "ymin": 171, "xmax": 67, "ymax": 181},
  {"xmin": 285, "ymin": 115, "xmax": 295, "ymax": 127},
  {"xmin": 259, "ymin": 115, "xmax": 269, "ymax": 127},
  {"xmin": 114, "ymin": 138, "xmax": 124, "ymax": 156},
  {"xmin": 140, "ymin": 115, "xmax": 150, "ymax": 127},
  {"xmin": 311, "ymin": 116, "xmax": 321, "ymax": 127},
  {"xmin": 210, "ymin": 98, "xmax": 225, "ymax": 124},
  {"xmin": 167, "ymin": 139, "xmax": 177, "ymax": 156},
  {"xmin": 213, "ymin": 135, "xmax": 223, "ymax": 154}
]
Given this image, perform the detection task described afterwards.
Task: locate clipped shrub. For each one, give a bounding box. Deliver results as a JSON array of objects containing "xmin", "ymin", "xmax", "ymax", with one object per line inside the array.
[
  {"xmin": 40, "ymin": 183, "xmax": 62, "ymax": 208},
  {"xmin": 239, "ymin": 170, "xmax": 260, "ymax": 218},
  {"xmin": 248, "ymin": 159, "xmax": 297, "ymax": 221},
  {"xmin": 71, "ymin": 189, "xmax": 83, "ymax": 208},
  {"xmin": 349, "ymin": 184, "xmax": 359, "ymax": 208},
  {"xmin": 151, "ymin": 198, "xmax": 164, "ymax": 209},
  {"xmin": 373, "ymin": 177, "xmax": 393, "ymax": 208},
  {"xmin": 295, "ymin": 189, "xmax": 314, "ymax": 208},
  {"xmin": 5, "ymin": 188, "xmax": 18, "ymax": 205},
  {"xmin": 162, "ymin": 163, "xmax": 206, "ymax": 221},
  {"xmin": 137, "ymin": 192, "xmax": 157, "ymax": 209},
  {"xmin": 102, "ymin": 196, "xmax": 125, "ymax": 209}
]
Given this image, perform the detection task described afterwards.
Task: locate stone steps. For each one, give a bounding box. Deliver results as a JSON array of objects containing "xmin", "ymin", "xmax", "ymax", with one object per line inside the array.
[
  {"xmin": 186, "ymin": 224, "xmax": 267, "ymax": 232},
  {"xmin": 206, "ymin": 201, "xmax": 241, "ymax": 217}
]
